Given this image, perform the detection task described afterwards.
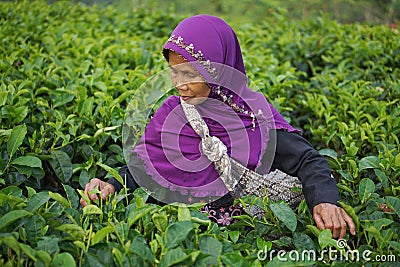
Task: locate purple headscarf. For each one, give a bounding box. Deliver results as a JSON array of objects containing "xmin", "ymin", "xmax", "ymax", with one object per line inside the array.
[{"xmin": 132, "ymin": 15, "xmax": 300, "ymax": 203}]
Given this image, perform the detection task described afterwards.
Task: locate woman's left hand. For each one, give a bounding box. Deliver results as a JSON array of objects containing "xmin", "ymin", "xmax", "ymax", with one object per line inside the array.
[{"xmin": 313, "ymin": 202, "xmax": 356, "ymax": 239}]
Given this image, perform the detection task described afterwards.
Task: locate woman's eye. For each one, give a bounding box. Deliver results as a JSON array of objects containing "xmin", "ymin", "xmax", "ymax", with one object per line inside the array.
[{"xmin": 186, "ymin": 73, "xmax": 197, "ymax": 79}]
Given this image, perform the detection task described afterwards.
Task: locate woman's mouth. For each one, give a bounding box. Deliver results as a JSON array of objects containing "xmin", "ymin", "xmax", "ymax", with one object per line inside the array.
[{"xmin": 181, "ymin": 96, "xmax": 192, "ymax": 101}]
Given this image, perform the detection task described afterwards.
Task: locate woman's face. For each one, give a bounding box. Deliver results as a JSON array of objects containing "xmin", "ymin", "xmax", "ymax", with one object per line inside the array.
[{"xmin": 168, "ymin": 50, "xmax": 210, "ymax": 105}]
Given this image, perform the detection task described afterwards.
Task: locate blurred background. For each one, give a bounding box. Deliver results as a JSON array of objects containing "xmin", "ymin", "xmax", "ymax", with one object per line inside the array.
[{"xmin": 75, "ymin": 0, "xmax": 399, "ymax": 25}]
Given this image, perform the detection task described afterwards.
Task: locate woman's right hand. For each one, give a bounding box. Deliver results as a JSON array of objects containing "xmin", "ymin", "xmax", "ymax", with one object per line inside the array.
[{"xmin": 80, "ymin": 178, "xmax": 115, "ymax": 207}]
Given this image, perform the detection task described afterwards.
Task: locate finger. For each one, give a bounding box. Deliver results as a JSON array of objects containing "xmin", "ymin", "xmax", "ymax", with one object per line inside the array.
[
  {"xmin": 313, "ymin": 211, "xmax": 326, "ymax": 230},
  {"xmin": 80, "ymin": 197, "xmax": 87, "ymax": 207},
  {"xmin": 86, "ymin": 185, "xmax": 98, "ymax": 201},
  {"xmin": 323, "ymin": 214, "xmax": 334, "ymax": 235},
  {"xmin": 85, "ymin": 179, "xmax": 100, "ymax": 201},
  {"xmin": 322, "ymin": 213, "xmax": 335, "ymax": 235},
  {"xmin": 100, "ymin": 184, "xmax": 115, "ymax": 201},
  {"xmin": 338, "ymin": 211, "xmax": 347, "ymax": 239},
  {"xmin": 341, "ymin": 208, "xmax": 356, "ymax": 235},
  {"xmin": 330, "ymin": 210, "xmax": 343, "ymax": 239}
]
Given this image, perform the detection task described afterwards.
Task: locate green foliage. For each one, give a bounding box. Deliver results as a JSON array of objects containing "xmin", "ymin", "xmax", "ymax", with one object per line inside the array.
[
  {"xmin": 121, "ymin": 0, "xmax": 400, "ymax": 25},
  {"xmin": 0, "ymin": 0, "xmax": 399, "ymax": 266},
  {"xmin": 0, "ymin": 0, "xmax": 180, "ymax": 189}
]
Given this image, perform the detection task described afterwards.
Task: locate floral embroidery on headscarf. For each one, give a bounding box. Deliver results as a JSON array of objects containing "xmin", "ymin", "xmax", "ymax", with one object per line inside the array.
[{"xmin": 167, "ymin": 34, "xmax": 218, "ymax": 79}]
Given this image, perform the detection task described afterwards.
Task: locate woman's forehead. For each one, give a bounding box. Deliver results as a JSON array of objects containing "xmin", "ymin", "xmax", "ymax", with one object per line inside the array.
[
  {"xmin": 168, "ymin": 50, "xmax": 186, "ymax": 64},
  {"xmin": 168, "ymin": 51, "xmax": 198, "ymax": 72}
]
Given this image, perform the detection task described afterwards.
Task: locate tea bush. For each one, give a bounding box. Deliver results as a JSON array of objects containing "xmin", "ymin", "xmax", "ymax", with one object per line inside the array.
[{"xmin": 0, "ymin": 1, "xmax": 399, "ymax": 266}]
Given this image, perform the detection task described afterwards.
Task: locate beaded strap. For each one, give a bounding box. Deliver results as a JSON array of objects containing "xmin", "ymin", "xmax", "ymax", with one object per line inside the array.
[{"xmin": 181, "ymin": 98, "xmax": 304, "ymax": 212}]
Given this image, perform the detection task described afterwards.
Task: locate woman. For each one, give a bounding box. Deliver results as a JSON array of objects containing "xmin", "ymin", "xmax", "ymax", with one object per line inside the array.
[{"xmin": 81, "ymin": 15, "xmax": 355, "ymax": 239}]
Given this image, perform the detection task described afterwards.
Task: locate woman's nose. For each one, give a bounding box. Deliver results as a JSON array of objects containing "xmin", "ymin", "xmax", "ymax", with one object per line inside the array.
[
  {"xmin": 175, "ymin": 76, "xmax": 189, "ymax": 90},
  {"xmin": 176, "ymin": 82, "xmax": 189, "ymax": 92}
]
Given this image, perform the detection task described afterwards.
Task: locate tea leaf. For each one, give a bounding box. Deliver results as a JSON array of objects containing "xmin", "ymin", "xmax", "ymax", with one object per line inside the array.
[
  {"xmin": 166, "ymin": 221, "xmax": 194, "ymax": 249},
  {"xmin": 83, "ymin": 204, "xmax": 103, "ymax": 216},
  {"xmin": 55, "ymin": 224, "xmax": 85, "ymax": 239},
  {"xmin": 359, "ymin": 178, "xmax": 375, "ymax": 203},
  {"xmin": 3, "ymin": 106, "xmax": 29, "ymax": 124},
  {"xmin": 364, "ymin": 225, "xmax": 383, "ymax": 242},
  {"xmin": 388, "ymin": 241, "xmax": 400, "ymax": 252},
  {"xmin": 97, "ymin": 162, "xmax": 124, "ymax": 187},
  {"xmin": 152, "ymin": 213, "xmax": 169, "ymax": 233},
  {"xmin": 49, "ymin": 150, "xmax": 73, "ymax": 184},
  {"xmin": 394, "ymin": 153, "xmax": 400, "ymax": 168},
  {"xmin": 49, "ymin": 191, "xmax": 70, "ymax": 208},
  {"xmin": 35, "ymin": 251, "xmax": 52, "ymax": 266},
  {"xmin": 110, "ymin": 90, "xmax": 134, "ymax": 107},
  {"xmin": 373, "ymin": 218, "xmax": 393, "ymax": 230},
  {"xmin": 0, "ymin": 235, "xmax": 21, "ymax": 255},
  {"xmin": 127, "ymin": 205, "xmax": 154, "ymax": 227},
  {"xmin": 12, "ymin": 164, "xmax": 32, "ymax": 177},
  {"xmin": 159, "ymin": 247, "xmax": 189, "ymax": 267},
  {"xmin": 0, "ymin": 92, "xmax": 8, "ymax": 106},
  {"xmin": 4, "ymin": 172, "xmax": 27, "ymax": 186},
  {"xmin": 318, "ymin": 229, "xmax": 337, "ymax": 250},
  {"xmin": 79, "ymin": 170, "xmax": 91, "ymax": 190},
  {"xmin": 293, "ymin": 232, "xmax": 316, "ymax": 251},
  {"xmin": 73, "ymin": 241, "xmax": 85, "ymax": 251},
  {"xmin": 359, "ymin": 156, "xmax": 380, "ymax": 171},
  {"xmin": 318, "ymin": 148, "xmax": 337, "ymax": 159},
  {"xmin": 130, "ymin": 238, "xmax": 155, "ymax": 263},
  {"xmin": 270, "ymin": 202, "xmax": 297, "ymax": 232},
  {"xmin": 199, "ymin": 235, "xmax": 223, "ymax": 257},
  {"xmin": 178, "ymin": 205, "xmax": 191, "ymax": 221},
  {"xmin": 229, "ymin": 231, "xmax": 240, "ymax": 244},
  {"xmin": 63, "ymin": 184, "xmax": 79, "ymax": 209},
  {"xmin": 77, "ymin": 189, "xmax": 91, "ymax": 208},
  {"xmin": 92, "ymin": 225, "xmax": 114, "ymax": 245},
  {"xmin": 25, "ymin": 186, "xmax": 36, "ymax": 198},
  {"xmin": 37, "ymin": 236, "xmax": 60, "ymax": 255},
  {"xmin": 149, "ymin": 239, "xmax": 159, "ymax": 255},
  {"xmin": 11, "ymin": 156, "xmax": 42, "ymax": 168},
  {"xmin": 79, "ymin": 97, "xmax": 94, "ymax": 116},
  {"xmin": 1, "ymin": 186, "xmax": 22, "ymax": 197},
  {"xmin": 386, "ymin": 196, "xmax": 400, "ymax": 217},
  {"xmin": 337, "ymin": 170, "xmax": 353, "ymax": 182},
  {"xmin": 0, "ymin": 210, "xmax": 32, "ymax": 230},
  {"xmin": 0, "ymin": 192, "xmax": 25, "ymax": 209},
  {"xmin": 52, "ymin": 252, "xmax": 76, "ymax": 267},
  {"xmin": 25, "ymin": 214, "xmax": 46, "ymax": 246},
  {"xmin": 374, "ymin": 169, "xmax": 389, "ymax": 189},
  {"xmin": 273, "ymin": 236, "xmax": 292, "ymax": 247},
  {"xmin": 27, "ymin": 191, "xmax": 50, "ymax": 212},
  {"xmin": 52, "ymin": 91, "xmax": 75, "ymax": 109},
  {"xmin": 221, "ymin": 252, "xmax": 249, "ymax": 267},
  {"xmin": 112, "ymin": 248, "xmax": 124, "ymax": 266},
  {"xmin": 7, "ymin": 124, "xmax": 27, "ymax": 159},
  {"xmin": 338, "ymin": 201, "xmax": 360, "ymax": 233},
  {"xmin": 19, "ymin": 243, "xmax": 37, "ymax": 261}
]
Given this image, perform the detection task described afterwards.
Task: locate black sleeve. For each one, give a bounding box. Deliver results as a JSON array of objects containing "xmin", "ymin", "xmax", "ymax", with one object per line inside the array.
[
  {"xmin": 108, "ymin": 153, "xmax": 143, "ymax": 193},
  {"xmin": 270, "ymin": 130, "xmax": 340, "ymax": 210},
  {"xmin": 107, "ymin": 153, "xmax": 163, "ymax": 205}
]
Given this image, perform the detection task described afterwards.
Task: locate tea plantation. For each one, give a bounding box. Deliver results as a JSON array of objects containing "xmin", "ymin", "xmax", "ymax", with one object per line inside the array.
[{"xmin": 0, "ymin": 1, "xmax": 399, "ymax": 266}]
